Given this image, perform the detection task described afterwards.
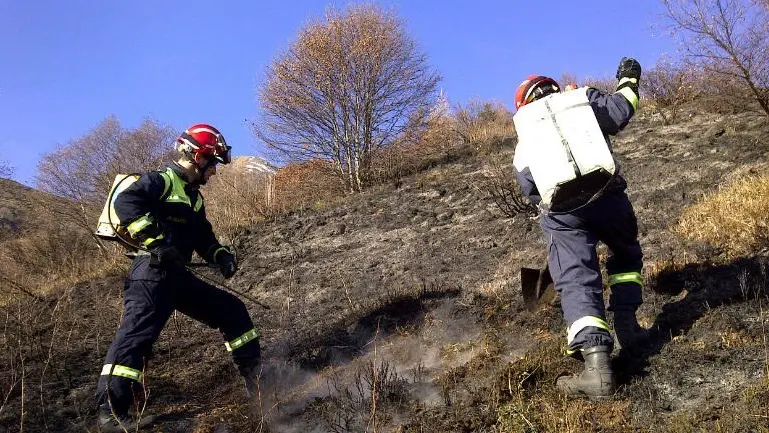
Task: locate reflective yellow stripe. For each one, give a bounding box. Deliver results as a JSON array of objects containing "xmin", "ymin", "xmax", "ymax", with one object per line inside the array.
[
  {"xmin": 166, "ymin": 194, "xmax": 191, "ymax": 205},
  {"xmin": 101, "ymin": 364, "xmax": 143, "ymax": 382},
  {"xmin": 567, "ymin": 316, "xmax": 610, "ymax": 344},
  {"xmin": 618, "ymin": 87, "xmax": 639, "ymax": 110},
  {"xmin": 213, "ymin": 247, "xmax": 228, "ymax": 263},
  {"xmin": 159, "ymin": 171, "xmax": 172, "ymax": 199},
  {"xmin": 194, "ymin": 195, "xmax": 203, "ymax": 212},
  {"xmin": 618, "ymin": 77, "xmax": 638, "ymax": 85},
  {"xmin": 225, "ymin": 328, "xmax": 259, "ymax": 352},
  {"xmin": 165, "ymin": 168, "xmax": 192, "ymax": 206},
  {"xmin": 608, "ymin": 272, "xmax": 643, "ymax": 287},
  {"xmin": 141, "ymin": 234, "xmax": 164, "ymax": 247},
  {"xmin": 126, "ymin": 215, "xmax": 152, "ymax": 236}
]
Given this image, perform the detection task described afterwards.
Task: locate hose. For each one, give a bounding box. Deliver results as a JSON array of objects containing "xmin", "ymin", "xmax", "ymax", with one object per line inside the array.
[{"xmin": 185, "ymin": 265, "xmax": 271, "ymax": 310}]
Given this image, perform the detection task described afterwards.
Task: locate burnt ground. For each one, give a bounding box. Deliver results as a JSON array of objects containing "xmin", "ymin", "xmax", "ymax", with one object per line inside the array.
[{"xmin": 2, "ymin": 106, "xmax": 769, "ymax": 432}]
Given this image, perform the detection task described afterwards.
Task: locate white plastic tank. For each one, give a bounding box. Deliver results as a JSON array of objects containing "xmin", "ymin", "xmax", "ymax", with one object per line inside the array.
[
  {"xmin": 513, "ymin": 87, "xmax": 615, "ymax": 211},
  {"xmin": 95, "ymin": 174, "xmax": 140, "ymax": 241}
]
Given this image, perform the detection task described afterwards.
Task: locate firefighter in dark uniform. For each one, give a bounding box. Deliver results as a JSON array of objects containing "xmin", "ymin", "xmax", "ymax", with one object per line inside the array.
[
  {"xmin": 95, "ymin": 124, "xmax": 262, "ymax": 432},
  {"xmin": 513, "ymin": 58, "xmax": 648, "ymax": 398}
]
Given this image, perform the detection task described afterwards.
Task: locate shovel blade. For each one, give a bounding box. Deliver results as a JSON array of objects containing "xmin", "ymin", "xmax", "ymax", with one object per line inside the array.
[
  {"xmin": 521, "ymin": 264, "xmax": 555, "ymax": 312},
  {"xmin": 521, "ymin": 267, "xmax": 542, "ymax": 312}
]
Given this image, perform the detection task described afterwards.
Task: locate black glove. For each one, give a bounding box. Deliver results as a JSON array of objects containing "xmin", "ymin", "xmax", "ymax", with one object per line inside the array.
[
  {"xmin": 218, "ymin": 250, "xmax": 238, "ymax": 279},
  {"xmin": 615, "ymin": 57, "xmax": 641, "ymax": 109},
  {"xmin": 616, "ymin": 57, "xmax": 642, "ymax": 82},
  {"xmin": 150, "ymin": 243, "xmax": 186, "ymax": 268}
]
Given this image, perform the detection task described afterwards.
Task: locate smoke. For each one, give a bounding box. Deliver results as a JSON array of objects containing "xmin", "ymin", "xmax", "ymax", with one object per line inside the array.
[
  {"xmin": 238, "ymin": 360, "xmax": 315, "ymax": 430},
  {"xmin": 256, "ymin": 298, "xmax": 483, "ymax": 430}
]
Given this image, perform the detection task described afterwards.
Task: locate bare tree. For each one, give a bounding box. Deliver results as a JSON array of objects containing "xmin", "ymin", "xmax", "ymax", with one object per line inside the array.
[
  {"xmin": 581, "ymin": 76, "xmax": 616, "ymax": 94},
  {"xmin": 0, "ymin": 161, "xmax": 13, "ymax": 178},
  {"xmin": 643, "ymin": 59, "xmax": 702, "ymax": 124},
  {"xmin": 254, "ymin": 4, "xmax": 441, "ymax": 192},
  {"xmin": 35, "ymin": 116, "xmax": 176, "ymax": 237},
  {"xmin": 558, "ymin": 72, "xmax": 580, "ymax": 88},
  {"xmin": 662, "ymin": 0, "xmax": 769, "ymax": 117}
]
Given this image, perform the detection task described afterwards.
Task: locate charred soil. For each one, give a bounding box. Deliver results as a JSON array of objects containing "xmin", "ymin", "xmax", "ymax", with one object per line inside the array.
[{"xmin": 3, "ymin": 107, "xmax": 769, "ymax": 432}]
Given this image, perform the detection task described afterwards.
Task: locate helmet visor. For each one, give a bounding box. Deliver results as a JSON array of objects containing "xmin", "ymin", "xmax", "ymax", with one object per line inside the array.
[
  {"xmin": 213, "ymin": 133, "xmax": 231, "ymax": 164},
  {"xmin": 215, "ymin": 145, "xmax": 232, "ymax": 164}
]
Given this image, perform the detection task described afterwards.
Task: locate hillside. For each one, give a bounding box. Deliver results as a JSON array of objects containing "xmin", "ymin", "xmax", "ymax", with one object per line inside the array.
[
  {"xmin": 0, "ymin": 177, "xmax": 76, "ymax": 241},
  {"xmin": 0, "ymin": 178, "xmax": 42, "ymax": 240},
  {"xmin": 2, "ymin": 107, "xmax": 769, "ymax": 432}
]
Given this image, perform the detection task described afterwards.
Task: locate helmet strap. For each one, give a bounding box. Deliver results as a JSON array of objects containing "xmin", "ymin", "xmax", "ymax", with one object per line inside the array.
[{"xmin": 174, "ymin": 157, "xmax": 204, "ymax": 185}]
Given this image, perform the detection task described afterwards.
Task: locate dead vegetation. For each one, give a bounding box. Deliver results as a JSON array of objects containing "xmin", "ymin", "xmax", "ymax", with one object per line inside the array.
[
  {"xmin": 478, "ymin": 157, "xmax": 536, "ymax": 219},
  {"xmin": 661, "ymin": 0, "xmax": 769, "ymax": 119},
  {"xmin": 454, "ymin": 100, "xmax": 515, "ymax": 153},
  {"xmin": 311, "ymin": 360, "xmax": 410, "ymax": 433},
  {"xmin": 674, "ymin": 173, "xmax": 769, "ymax": 258}
]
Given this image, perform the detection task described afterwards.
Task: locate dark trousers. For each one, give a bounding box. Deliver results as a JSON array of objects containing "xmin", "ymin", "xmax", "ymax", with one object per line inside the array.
[
  {"xmin": 95, "ymin": 258, "xmax": 260, "ymax": 415},
  {"xmin": 541, "ymin": 190, "xmax": 643, "ymax": 352}
]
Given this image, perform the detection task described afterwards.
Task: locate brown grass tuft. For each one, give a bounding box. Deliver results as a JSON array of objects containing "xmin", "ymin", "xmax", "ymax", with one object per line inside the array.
[{"xmin": 674, "ymin": 174, "xmax": 769, "ymax": 258}]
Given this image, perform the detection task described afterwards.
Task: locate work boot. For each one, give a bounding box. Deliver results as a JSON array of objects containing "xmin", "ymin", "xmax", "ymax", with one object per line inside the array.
[
  {"xmin": 613, "ymin": 309, "xmax": 650, "ymax": 351},
  {"xmin": 556, "ymin": 346, "xmax": 615, "ymax": 399},
  {"xmin": 96, "ymin": 404, "xmax": 156, "ymax": 432}
]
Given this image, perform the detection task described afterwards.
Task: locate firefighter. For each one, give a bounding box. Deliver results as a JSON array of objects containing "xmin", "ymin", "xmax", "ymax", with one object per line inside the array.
[
  {"xmin": 512, "ymin": 58, "xmax": 648, "ymax": 398},
  {"xmin": 94, "ymin": 124, "xmax": 262, "ymax": 432}
]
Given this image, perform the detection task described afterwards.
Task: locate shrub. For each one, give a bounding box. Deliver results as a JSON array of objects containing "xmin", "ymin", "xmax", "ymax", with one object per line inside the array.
[
  {"xmin": 315, "ymin": 360, "xmax": 409, "ymax": 433},
  {"xmin": 479, "ymin": 158, "xmax": 536, "ymax": 219},
  {"xmin": 454, "ymin": 99, "xmax": 515, "ymax": 153},
  {"xmin": 272, "ymin": 159, "xmax": 347, "ymax": 214},
  {"xmin": 581, "ymin": 76, "xmax": 616, "ymax": 94},
  {"xmin": 643, "ymin": 60, "xmax": 701, "ymax": 124}
]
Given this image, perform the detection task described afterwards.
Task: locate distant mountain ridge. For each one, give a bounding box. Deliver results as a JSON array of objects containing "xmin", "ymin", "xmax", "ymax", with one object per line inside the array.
[{"xmin": 229, "ymin": 156, "xmax": 278, "ymax": 175}]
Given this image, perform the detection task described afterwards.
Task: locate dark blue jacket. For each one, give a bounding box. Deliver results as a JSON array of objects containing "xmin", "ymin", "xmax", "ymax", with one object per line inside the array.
[{"xmin": 114, "ymin": 164, "xmax": 226, "ymax": 270}]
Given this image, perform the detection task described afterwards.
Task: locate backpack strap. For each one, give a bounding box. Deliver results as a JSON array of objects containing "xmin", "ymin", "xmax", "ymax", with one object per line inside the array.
[{"xmin": 158, "ymin": 169, "xmax": 173, "ymax": 202}]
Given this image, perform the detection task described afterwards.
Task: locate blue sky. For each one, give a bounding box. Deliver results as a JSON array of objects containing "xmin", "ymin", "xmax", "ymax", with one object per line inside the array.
[{"xmin": 1, "ymin": 1, "xmax": 676, "ymax": 187}]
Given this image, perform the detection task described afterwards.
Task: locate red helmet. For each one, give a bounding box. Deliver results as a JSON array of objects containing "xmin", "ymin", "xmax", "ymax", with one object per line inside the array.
[
  {"xmin": 514, "ymin": 75, "xmax": 561, "ymax": 109},
  {"xmin": 177, "ymin": 123, "xmax": 232, "ymax": 165}
]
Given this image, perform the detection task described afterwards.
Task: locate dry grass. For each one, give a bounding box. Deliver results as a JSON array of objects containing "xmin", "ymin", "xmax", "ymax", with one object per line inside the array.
[
  {"xmin": 202, "ymin": 161, "xmax": 274, "ymax": 242},
  {"xmin": 0, "ymin": 232, "xmax": 125, "ymax": 304},
  {"xmin": 454, "ymin": 99, "xmax": 515, "ymax": 153},
  {"xmin": 493, "ymin": 336, "xmax": 633, "ymax": 433},
  {"xmin": 674, "ymin": 174, "xmax": 769, "ymax": 258},
  {"xmin": 368, "ymin": 139, "xmax": 446, "ymax": 186},
  {"xmin": 271, "ymin": 159, "xmax": 347, "ymax": 213}
]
